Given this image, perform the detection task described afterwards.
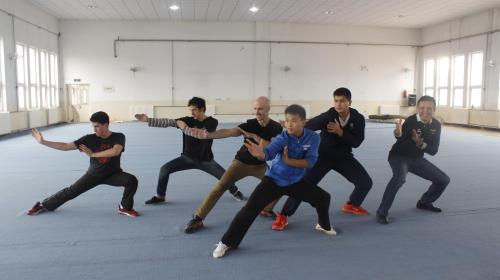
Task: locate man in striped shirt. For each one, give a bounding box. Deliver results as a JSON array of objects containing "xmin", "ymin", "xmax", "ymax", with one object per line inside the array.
[{"xmin": 135, "ymin": 97, "xmax": 246, "ymax": 204}]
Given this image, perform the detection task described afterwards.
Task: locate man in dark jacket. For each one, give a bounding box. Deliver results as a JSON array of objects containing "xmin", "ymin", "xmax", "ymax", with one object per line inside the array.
[
  {"xmin": 376, "ymin": 95, "xmax": 450, "ymax": 224},
  {"xmin": 272, "ymin": 87, "xmax": 373, "ymax": 230}
]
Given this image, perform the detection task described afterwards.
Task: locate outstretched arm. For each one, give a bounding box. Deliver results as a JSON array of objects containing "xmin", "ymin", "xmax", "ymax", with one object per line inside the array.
[
  {"xmin": 32, "ymin": 128, "xmax": 76, "ymax": 151},
  {"xmin": 189, "ymin": 127, "xmax": 242, "ymax": 139},
  {"xmin": 207, "ymin": 128, "xmax": 243, "ymax": 139},
  {"xmin": 135, "ymin": 113, "xmax": 179, "ymax": 128}
]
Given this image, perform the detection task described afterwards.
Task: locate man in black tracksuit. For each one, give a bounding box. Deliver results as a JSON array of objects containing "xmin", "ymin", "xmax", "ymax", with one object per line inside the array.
[
  {"xmin": 377, "ymin": 95, "xmax": 450, "ymax": 224},
  {"xmin": 272, "ymin": 87, "xmax": 373, "ymax": 231}
]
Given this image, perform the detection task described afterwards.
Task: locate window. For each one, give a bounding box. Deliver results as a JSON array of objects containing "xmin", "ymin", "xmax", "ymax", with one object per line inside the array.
[
  {"xmin": 16, "ymin": 44, "xmax": 28, "ymax": 110},
  {"xmin": 452, "ymin": 55, "xmax": 465, "ymax": 107},
  {"xmin": 423, "ymin": 59, "xmax": 435, "ymax": 97},
  {"xmin": 436, "ymin": 57, "xmax": 449, "ymax": 106},
  {"xmin": 468, "ymin": 52, "xmax": 483, "ymax": 108},
  {"xmin": 28, "ymin": 47, "xmax": 39, "ymax": 109},
  {"xmin": 0, "ymin": 39, "xmax": 5, "ymax": 112},
  {"xmin": 49, "ymin": 53, "xmax": 59, "ymax": 108},
  {"xmin": 40, "ymin": 50, "xmax": 49, "ymax": 108},
  {"xmin": 70, "ymin": 85, "xmax": 89, "ymax": 106}
]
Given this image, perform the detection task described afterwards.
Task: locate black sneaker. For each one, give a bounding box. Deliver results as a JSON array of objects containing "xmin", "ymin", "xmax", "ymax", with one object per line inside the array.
[
  {"xmin": 376, "ymin": 211, "xmax": 389, "ymax": 224},
  {"xmin": 231, "ymin": 190, "xmax": 247, "ymax": 202},
  {"xmin": 145, "ymin": 196, "xmax": 165, "ymax": 205},
  {"xmin": 416, "ymin": 200, "xmax": 442, "ymax": 212},
  {"xmin": 184, "ymin": 215, "xmax": 204, "ymax": 234},
  {"xmin": 27, "ymin": 202, "xmax": 47, "ymax": 216}
]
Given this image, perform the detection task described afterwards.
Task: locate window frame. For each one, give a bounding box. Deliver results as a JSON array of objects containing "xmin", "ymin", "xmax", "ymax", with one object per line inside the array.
[
  {"xmin": 0, "ymin": 38, "xmax": 5, "ymax": 112},
  {"xmin": 16, "ymin": 43, "xmax": 29, "ymax": 111},
  {"xmin": 423, "ymin": 59, "xmax": 436, "ymax": 98},
  {"xmin": 49, "ymin": 53, "xmax": 59, "ymax": 108},
  {"xmin": 468, "ymin": 51, "xmax": 484, "ymax": 109},
  {"xmin": 451, "ymin": 54, "xmax": 466, "ymax": 108},
  {"xmin": 436, "ymin": 56, "xmax": 450, "ymax": 107},
  {"xmin": 28, "ymin": 46, "xmax": 40, "ymax": 110}
]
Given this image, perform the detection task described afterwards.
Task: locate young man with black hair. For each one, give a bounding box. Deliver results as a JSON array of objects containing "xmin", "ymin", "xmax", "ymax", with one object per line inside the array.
[
  {"xmin": 273, "ymin": 87, "xmax": 373, "ymax": 231},
  {"xmin": 183, "ymin": 96, "xmax": 283, "ymax": 234},
  {"xmin": 212, "ymin": 104, "xmax": 335, "ymax": 259},
  {"xmin": 27, "ymin": 111, "xmax": 139, "ymax": 217},
  {"xmin": 135, "ymin": 97, "xmax": 246, "ymax": 204},
  {"xmin": 376, "ymin": 95, "xmax": 450, "ymax": 224}
]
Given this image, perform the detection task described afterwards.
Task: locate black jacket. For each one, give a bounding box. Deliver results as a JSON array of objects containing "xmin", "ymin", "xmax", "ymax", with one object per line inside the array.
[
  {"xmin": 389, "ymin": 114, "xmax": 441, "ymax": 159},
  {"xmin": 306, "ymin": 107, "xmax": 365, "ymax": 159}
]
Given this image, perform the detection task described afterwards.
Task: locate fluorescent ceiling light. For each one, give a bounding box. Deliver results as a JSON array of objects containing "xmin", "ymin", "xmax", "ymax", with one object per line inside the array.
[
  {"xmin": 170, "ymin": 4, "xmax": 180, "ymax": 11},
  {"xmin": 249, "ymin": 6, "xmax": 259, "ymax": 13}
]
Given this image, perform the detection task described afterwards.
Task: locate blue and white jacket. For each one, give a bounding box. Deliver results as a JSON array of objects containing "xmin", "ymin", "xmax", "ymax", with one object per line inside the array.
[{"xmin": 263, "ymin": 129, "xmax": 320, "ymax": 187}]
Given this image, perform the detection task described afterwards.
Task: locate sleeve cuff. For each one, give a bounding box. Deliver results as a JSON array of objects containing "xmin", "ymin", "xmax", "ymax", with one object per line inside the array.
[
  {"xmin": 263, "ymin": 148, "xmax": 271, "ymax": 161},
  {"xmin": 306, "ymin": 158, "xmax": 317, "ymax": 169}
]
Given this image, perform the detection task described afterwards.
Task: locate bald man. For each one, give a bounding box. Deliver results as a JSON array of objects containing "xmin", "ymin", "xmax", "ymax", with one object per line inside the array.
[{"xmin": 184, "ymin": 96, "xmax": 283, "ymax": 233}]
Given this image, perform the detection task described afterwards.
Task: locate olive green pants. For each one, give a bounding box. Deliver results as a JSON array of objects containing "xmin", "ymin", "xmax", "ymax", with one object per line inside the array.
[{"xmin": 195, "ymin": 159, "xmax": 278, "ymax": 219}]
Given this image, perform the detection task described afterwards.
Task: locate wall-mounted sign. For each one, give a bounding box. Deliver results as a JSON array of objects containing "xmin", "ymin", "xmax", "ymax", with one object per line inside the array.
[{"xmin": 103, "ymin": 86, "xmax": 115, "ymax": 93}]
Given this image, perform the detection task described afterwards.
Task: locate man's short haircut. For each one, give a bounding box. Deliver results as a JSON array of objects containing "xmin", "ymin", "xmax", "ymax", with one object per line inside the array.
[
  {"xmin": 417, "ymin": 95, "xmax": 436, "ymax": 108},
  {"xmin": 90, "ymin": 111, "xmax": 110, "ymax": 125},
  {"xmin": 285, "ymin": 104, "xmax": 306, "ymax": 120},
  {"xmin": 333, "ymin": 87, "xmax": 352, "ymax": 101},
  {"xmin": 188, "ymin": 97, "xmax": 206, "ymax": 112}
]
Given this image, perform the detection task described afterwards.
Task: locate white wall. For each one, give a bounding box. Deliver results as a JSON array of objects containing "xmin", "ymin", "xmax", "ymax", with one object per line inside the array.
[
  {"xmin": 418, "ymin": 7, "xmax": 500, "ymax": 127},
  {"xmin": 60, "ymin": 20, "xmax": 419, "ymax": 122},
  {"xmin": 0, "ymin": 0, "xmax": 62, "ymax": 135}
]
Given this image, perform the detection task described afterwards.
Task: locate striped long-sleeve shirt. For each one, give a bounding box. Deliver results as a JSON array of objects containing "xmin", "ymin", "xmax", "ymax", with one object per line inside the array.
[{"xmin": 148, "ymin": 118, "xmax": 177, "ymax": 128}]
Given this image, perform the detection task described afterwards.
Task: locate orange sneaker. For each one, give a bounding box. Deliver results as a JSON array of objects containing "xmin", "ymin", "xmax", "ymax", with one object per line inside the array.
[
  {"xmin": 272, "ymin": 213, "xmax": 288, "ymax": 231},
  {"xmin": 342, "ymin": 201, "xmax": 369, "ymax": 216}
]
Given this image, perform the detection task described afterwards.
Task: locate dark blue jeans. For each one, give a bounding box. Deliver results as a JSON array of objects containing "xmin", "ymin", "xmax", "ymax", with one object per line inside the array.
[
  {"xmin": 281, "ymin": 155, "xmax": 373, "ymax": 216},
  {"xmin": 377, "ymin": 154, "xmax": 450, "ymax": 216},
  {"xmin": 156, "ymin": 155, "xmax": 238, "ymax": 197}
]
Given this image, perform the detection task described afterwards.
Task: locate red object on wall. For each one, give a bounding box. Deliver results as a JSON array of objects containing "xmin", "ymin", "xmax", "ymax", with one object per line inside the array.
[{"xmin": 403, "ymin": 89, "xmax": 408, "ymax": 98}]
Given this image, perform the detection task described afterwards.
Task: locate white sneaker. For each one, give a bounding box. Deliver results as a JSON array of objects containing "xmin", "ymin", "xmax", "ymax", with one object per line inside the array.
[
  {"xmin": 213, "ymin": 241, "xmax": 230, "ymax": 258},
  {"xmin": 315, "ymin": 224, "xmax": 337, "ymax": 236}
]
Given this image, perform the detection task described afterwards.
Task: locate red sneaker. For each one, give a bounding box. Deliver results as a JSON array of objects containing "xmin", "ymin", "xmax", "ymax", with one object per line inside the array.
[
  {"xmin": 118, "ymin": 205, "xmax": 140, "ymax": 217},
  {"xmin": 272, "ymin": 213, "xmax": 288, "ymax": 231},
  {"xmin": 341, "ymin": 201, "xmax": 369, "ymax": 216},
  {"xmin": 27, "ymin": 201, "xmax": 47, "ymax": 216}
]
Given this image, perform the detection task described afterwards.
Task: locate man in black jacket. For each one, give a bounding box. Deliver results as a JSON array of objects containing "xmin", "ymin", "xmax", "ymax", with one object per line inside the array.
[
  {"xmin": 272, "ymin": 87, "xmax": 373, "ymax": 231},
  {"xmin": 376, "ymin": 95, "xmax": 450, "ymax": 224}
]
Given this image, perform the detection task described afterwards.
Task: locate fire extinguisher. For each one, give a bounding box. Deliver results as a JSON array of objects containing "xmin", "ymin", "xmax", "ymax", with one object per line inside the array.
[{"xmin": 403, "ymin": 89, "xmax": 408, "ymax": 98}]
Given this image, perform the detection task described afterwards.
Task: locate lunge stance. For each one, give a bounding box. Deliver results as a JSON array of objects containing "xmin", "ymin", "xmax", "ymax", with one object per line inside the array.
[
  {"xmin": 273, "ymin": 87, "xmax": 373, "ymax": 231},
  {"xmin": 136, "ymin": 97, "xmax": 246, "ymax": 205},
  {"xmin": 27, "ymin": 111, "xmax": 139, "ymax": 217},
  {"xmin": 184, "ymin": 96, "xmax": 283, "ymax": 233},
  {"xmin": 376, "ymin": 96, "xmax": 450, "ymax": 224},
  {"xmin": 213, "ymin": 105, "xmax": 336, "ymax": 259}
]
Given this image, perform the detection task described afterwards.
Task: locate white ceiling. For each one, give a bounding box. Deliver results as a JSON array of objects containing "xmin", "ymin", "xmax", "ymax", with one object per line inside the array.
[{"xmin": 29, "ymin": 0, "xmax": 500, "ymax": 28}]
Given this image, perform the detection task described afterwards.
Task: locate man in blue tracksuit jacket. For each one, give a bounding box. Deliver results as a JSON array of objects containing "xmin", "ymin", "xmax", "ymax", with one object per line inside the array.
[{"xmin": 212, "ymin": 104, "xmax": 335, "ymax": 258}]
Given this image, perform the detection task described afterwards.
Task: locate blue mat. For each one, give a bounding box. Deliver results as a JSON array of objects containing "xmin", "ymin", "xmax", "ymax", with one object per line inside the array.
[{"xmin": 1, "ymin": 122, "xmax": 499, "ymax": 280}]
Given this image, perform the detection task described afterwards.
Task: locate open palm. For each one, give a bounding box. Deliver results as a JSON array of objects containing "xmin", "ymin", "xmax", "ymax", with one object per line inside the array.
[
  {"xmin": 31, "ymin": 128, "xmax": 44, "ymax": 144},
  {"xmin": 134, "ymin": 114, "xmax": 149, "ymax": 122}
]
